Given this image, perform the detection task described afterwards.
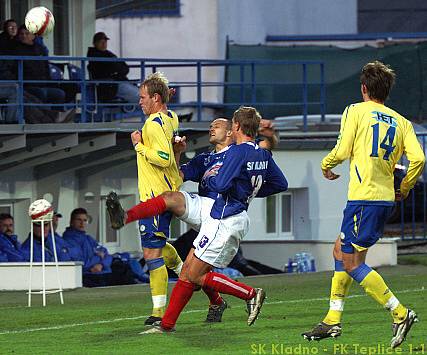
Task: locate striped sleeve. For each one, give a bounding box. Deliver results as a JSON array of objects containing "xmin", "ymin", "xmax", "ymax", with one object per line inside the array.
[{"xmin": 321, "ymin": 105, "xmax": 357, "ymax": 170}]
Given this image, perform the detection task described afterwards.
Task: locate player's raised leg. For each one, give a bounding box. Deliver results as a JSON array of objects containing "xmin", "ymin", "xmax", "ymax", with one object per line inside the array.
[{"xmin": 106, "ymin": 190, "xmax": 184, "ymax": 229}]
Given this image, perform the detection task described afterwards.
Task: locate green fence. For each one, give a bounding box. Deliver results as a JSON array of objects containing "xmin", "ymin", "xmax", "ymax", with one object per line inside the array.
[{"xmin": 226, "ymin": 42, "xmax": 427, "ymax": 120}]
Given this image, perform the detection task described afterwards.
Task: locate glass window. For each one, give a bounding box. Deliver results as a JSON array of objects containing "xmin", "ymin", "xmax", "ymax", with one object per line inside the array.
[
  {"xmin": 0, "ymin": 205, "xmax": 12, "ymax": 215},
  {"xmin": 53, "ymin": 0, "xmax": 70, "ymax": 55},
  {"xmin": 0, "ymin": 1, "xmax": 7, "ymax": 23},
  {"xmin": 265, "ymin": 193, "xmax": 293, "ymax": 236},
  {"xmin": 281, "ymin": 194, "xmax": 292, "ymax": 233},
  {"xmin": 10, "ymin": 0, "xmax": 28, "ymax": 25},
  {"xmin": 266, "ymin": 195, "xmax": 276, "ymax": 233},
  {"xmin": 96, "ymin": 0, "xmax": 180, "ymax": 18}
]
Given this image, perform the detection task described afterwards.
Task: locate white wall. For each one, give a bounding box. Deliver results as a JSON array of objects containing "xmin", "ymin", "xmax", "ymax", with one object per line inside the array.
[
  {"xmin": 0, "ymin": 147, "xmax": 349, "ymax": 247},
  {"xmin": 217, "ymin": 0, "xmax": 357, "ymax": 57},
  {"xmin": 96, "ymin": 0, "xmax": 222, "ymax": 104},
  {"xmin": 95, "ymin": 0, "xmax": 357, "ymax": 105}
]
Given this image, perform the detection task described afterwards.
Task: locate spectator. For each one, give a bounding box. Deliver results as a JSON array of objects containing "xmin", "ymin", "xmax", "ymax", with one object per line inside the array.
[
  {"xmin": 0, "ymin": 19, "xmax": 18, "ymax": 50},
  {"xmin": 63, "ymin": 208, "xmax": 135, "ymax": 287},
  {"xmin": 52, "ymin": 211, "xmax": 62, "ymax": 237},
  {"xmin": 14, "ymin": 25, "xmax": 66, "ymax": 108},
  {"xmin": 0, "ymin": 213, "xmax": 25, "ymax": 262},
  {"xmin": 0, "ymin": 57, "xmax": 74, "ymax": 123},
  {"xmin": 87, "ymin": 32, "xmax": 139, "ymax": 103},
  {"xmin": 21, "ymin": 220, "xmax": 79, "ymax": 262}
]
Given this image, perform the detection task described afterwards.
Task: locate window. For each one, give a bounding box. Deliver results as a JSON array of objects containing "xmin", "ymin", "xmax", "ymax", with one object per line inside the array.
[
  {"xmin": 96, "ymin": 0, "xmax": 180, "ymax": 18},
  {"xmin": 0, "ymin": 204, "xmax": 13, "ymax": 216},
  {"xmin": 10, "ymin": 0, "xmax": 28, "ymax": 25},
  {"xmin": 53, "ymin": 0, "xmax": 70, "ymax": 55},
  {"xmin": 265, "ymin": 192, "xmax": 292, "ymax": 237},
  {"xmin": 99, "ymin": 198, "xmax": 120, "ymax": 247}
]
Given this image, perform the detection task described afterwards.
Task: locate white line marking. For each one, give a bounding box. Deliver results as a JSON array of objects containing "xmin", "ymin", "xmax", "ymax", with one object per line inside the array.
[{"xmin": 0, "ymin": 287, "xmax": 424, "ymax": 336}]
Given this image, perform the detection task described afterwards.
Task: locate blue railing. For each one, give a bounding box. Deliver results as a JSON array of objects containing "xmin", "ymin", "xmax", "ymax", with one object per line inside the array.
[{"xmin": 0, "ymin": 56, "xmax": 325, "ymax": 127}]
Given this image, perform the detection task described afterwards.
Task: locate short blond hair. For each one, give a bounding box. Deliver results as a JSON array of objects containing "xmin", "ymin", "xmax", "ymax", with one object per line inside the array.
[
  {"xmin": 142, "ymin": 72, "xmax": 170, "ymax": 103},
  {"xmin": 232, "ymin": 106, "xmax": 261, "ymax": 138}
]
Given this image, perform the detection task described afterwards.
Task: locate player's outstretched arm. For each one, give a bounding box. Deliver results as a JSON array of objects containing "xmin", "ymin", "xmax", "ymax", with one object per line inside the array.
[
  {"xmin": 321, "ymin": 105, "xmax": 356, "ymax": 179},
  {"xmin": 399, "ymin": 123, "xmax": 426, "ymax": 199}
]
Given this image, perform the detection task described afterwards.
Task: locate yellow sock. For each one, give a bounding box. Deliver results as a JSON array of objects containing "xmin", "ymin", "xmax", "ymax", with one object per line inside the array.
[
  {"xmin": 352, "ymin": 264, "xmax": 407, "ymax": 323},
  {"xmin": 162, "ymin": 242, "xmax": 183, "ymax": 276},
  {"xmin": 323, "ymin": 271, "xmax": 353, "ymax": 325},
  {"xmin": 146, "ymin": 257, "xmax": 168, "ymax": 318}
]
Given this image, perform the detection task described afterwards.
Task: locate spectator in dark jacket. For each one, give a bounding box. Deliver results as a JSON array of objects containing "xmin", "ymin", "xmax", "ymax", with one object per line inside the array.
[
  {"xmin": 14, "ymin": 25, "xmax": 65, "ymax": 107},
  {"xmin": 0, "ymin": 19, "xmax": 18, "ymax": 50},
  {"xmin": 0, "ymin": 57, "xmax": 74, "ymax": 123},
  {"xmin": 0, "ymin": 213, "xmax": 25, "ymax": 262},
  {"xmin": 87, "ymin": 32, "xmax": 139, "ymax": 103},
  {"xmin": 21, "ymin": 221, "xmax": 80, "ymax": 262}
]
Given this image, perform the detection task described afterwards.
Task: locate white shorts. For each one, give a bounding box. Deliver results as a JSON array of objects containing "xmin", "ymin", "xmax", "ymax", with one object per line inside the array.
[{"xmin": 179, "ymin": 191, "xmax": 250, "ymax": 268}]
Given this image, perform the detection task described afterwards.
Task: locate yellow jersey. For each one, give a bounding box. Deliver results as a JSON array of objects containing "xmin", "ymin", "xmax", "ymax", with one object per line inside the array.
[
  {"xmin": 134, "ymin": 110, "xmax": 183, "ymax": 202},
  {"xmin": 322, "ymin": 101, "xmax": 425, "ymax": 202}
]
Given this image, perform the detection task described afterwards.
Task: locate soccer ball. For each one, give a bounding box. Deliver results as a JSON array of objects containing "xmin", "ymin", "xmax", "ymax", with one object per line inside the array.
[
  {"xmin": 25, "ymin": 6, "xmax": 55, "ymax": 36},
  {"xmin": 28, "ymin": 199, "xmax": 54, "ymax": 221}
]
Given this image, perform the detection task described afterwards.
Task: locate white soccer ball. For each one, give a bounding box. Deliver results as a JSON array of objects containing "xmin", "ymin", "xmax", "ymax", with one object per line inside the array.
[
  {"xmin": 25, "ymin": 6, "xmax": 55, "ymax": 36},
  {"xmin": 28, "ymin": 199, "xmax": 53, "ymax": 221}
]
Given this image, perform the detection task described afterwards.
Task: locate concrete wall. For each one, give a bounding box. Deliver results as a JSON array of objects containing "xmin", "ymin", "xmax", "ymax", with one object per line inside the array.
[
  {"xmin": 241, "ymin": 239, "xmax": 398, "ymax": 272},
  {"xmin": 0, "ymin": 261, "xmax": 83, "ymax": 291},
  {"xmin": 96, "ymin": 0, "xmax": 222, "ymax": 104},
  {"xmin": 218, "ymin": 0, "xmax": 357, "ymax": 48},
  {"xmin": 0, "ymin": 147, "xmax": 349, "ymax": 249},
  {"xmin": 95, "ymin": 0, "xmax": 358, "ymax": 104}
]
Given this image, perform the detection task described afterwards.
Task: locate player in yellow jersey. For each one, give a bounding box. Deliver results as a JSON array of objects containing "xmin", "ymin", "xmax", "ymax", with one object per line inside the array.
[
  {"xmin": 302, "ymin": 61, "xmax": 425, "ymax": 348},
  {"xmin": 126, "ymin": 72, "xmax": 184, "ymax": 326}
]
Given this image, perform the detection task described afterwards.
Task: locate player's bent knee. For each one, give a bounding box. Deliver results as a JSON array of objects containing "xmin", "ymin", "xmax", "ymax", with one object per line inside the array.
[{"xmin": 161, "ymin": 191, "xmax": 186, "ymax": 216}]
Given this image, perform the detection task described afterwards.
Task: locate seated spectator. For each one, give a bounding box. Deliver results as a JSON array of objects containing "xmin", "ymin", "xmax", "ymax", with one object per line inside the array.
[
  {"xmin": 14, "ymin": 25, "xmax": 66, "ymax": 108},
  {"xmin": 0, "ymin": 19, "xmax": 18, "ymax": 50},
  {"xmin": 21, "ymin": 220, "xmax": 79, "ymax": 262},
  {"xmin": 0, "ymin": 213, "xmax": 25, "ymax": 262},
  {"xmin": 63, "ymin": 208, "xmax": 135, "ymax": 287},
  {"xmin": 0, "ymin": 46, "xmax": 74, "ymax": 123},
  {"xmin": 52, "ymin": 211, "xmax": 63, "ymax": 238},
  {"xmin": 87, "ymin": 32, "xmax": 139, "ymax": 103}
]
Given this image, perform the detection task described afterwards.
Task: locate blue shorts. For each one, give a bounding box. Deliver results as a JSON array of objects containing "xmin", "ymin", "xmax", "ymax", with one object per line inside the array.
[
  {"xmin": 138, "ymin": 212, "xmax": 172, "ymax": 249},
  {"xmin": 340, "ymin": 202, "xmax": 394, "ymax": 254}
]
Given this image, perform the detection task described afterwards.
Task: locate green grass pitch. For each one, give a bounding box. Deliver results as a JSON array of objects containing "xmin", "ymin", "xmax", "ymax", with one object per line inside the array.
[{"xmin": 0, "ymin": 264, "xmax": 425, "ymax": 355}]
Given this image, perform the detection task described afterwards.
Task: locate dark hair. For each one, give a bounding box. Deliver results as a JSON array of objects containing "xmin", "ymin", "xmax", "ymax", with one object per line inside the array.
[
  {"xmin": 360, "ymin": 61, "xmax": 396, "ymax": 102},
  {"xmin": 232, "ymin": 106, "xmax": 261, "ymax": 138},
  {"xmin": 18, "ymin": 24, "xmax": 27, "ymax": 32},
  {"xmin": 142, "ymin": 72, "xmax": 170, "ymax": 104},
  {"xmin": 70, "ymin": 208, "xmax": 88, "ymax": 221},
  {"xmin": 0, "ymin": 213, "xmax": 13, "ymax": 222},
  {"xmin": 2, "ymin": 19, "xmax": 16, "ymax": 32}
]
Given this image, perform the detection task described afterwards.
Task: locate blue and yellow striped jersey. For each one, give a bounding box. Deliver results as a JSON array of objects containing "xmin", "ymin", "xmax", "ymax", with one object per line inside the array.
[
  {"xmin": 322, "ymin": 101, "xmax": 425, "ymax": 202},
  {"xmin": 134, "ymin": 110, "xmax": 182, "ymax": 202}
]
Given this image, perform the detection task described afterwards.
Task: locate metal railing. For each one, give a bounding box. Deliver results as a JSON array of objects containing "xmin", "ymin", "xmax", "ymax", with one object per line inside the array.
[
  {"xmin": 0, "ymin": 56, "xmax": 325, "ymax": 127},
  {"xmin": 393, "ymin": 133, "xmax": 427, "ymax": 240}
]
